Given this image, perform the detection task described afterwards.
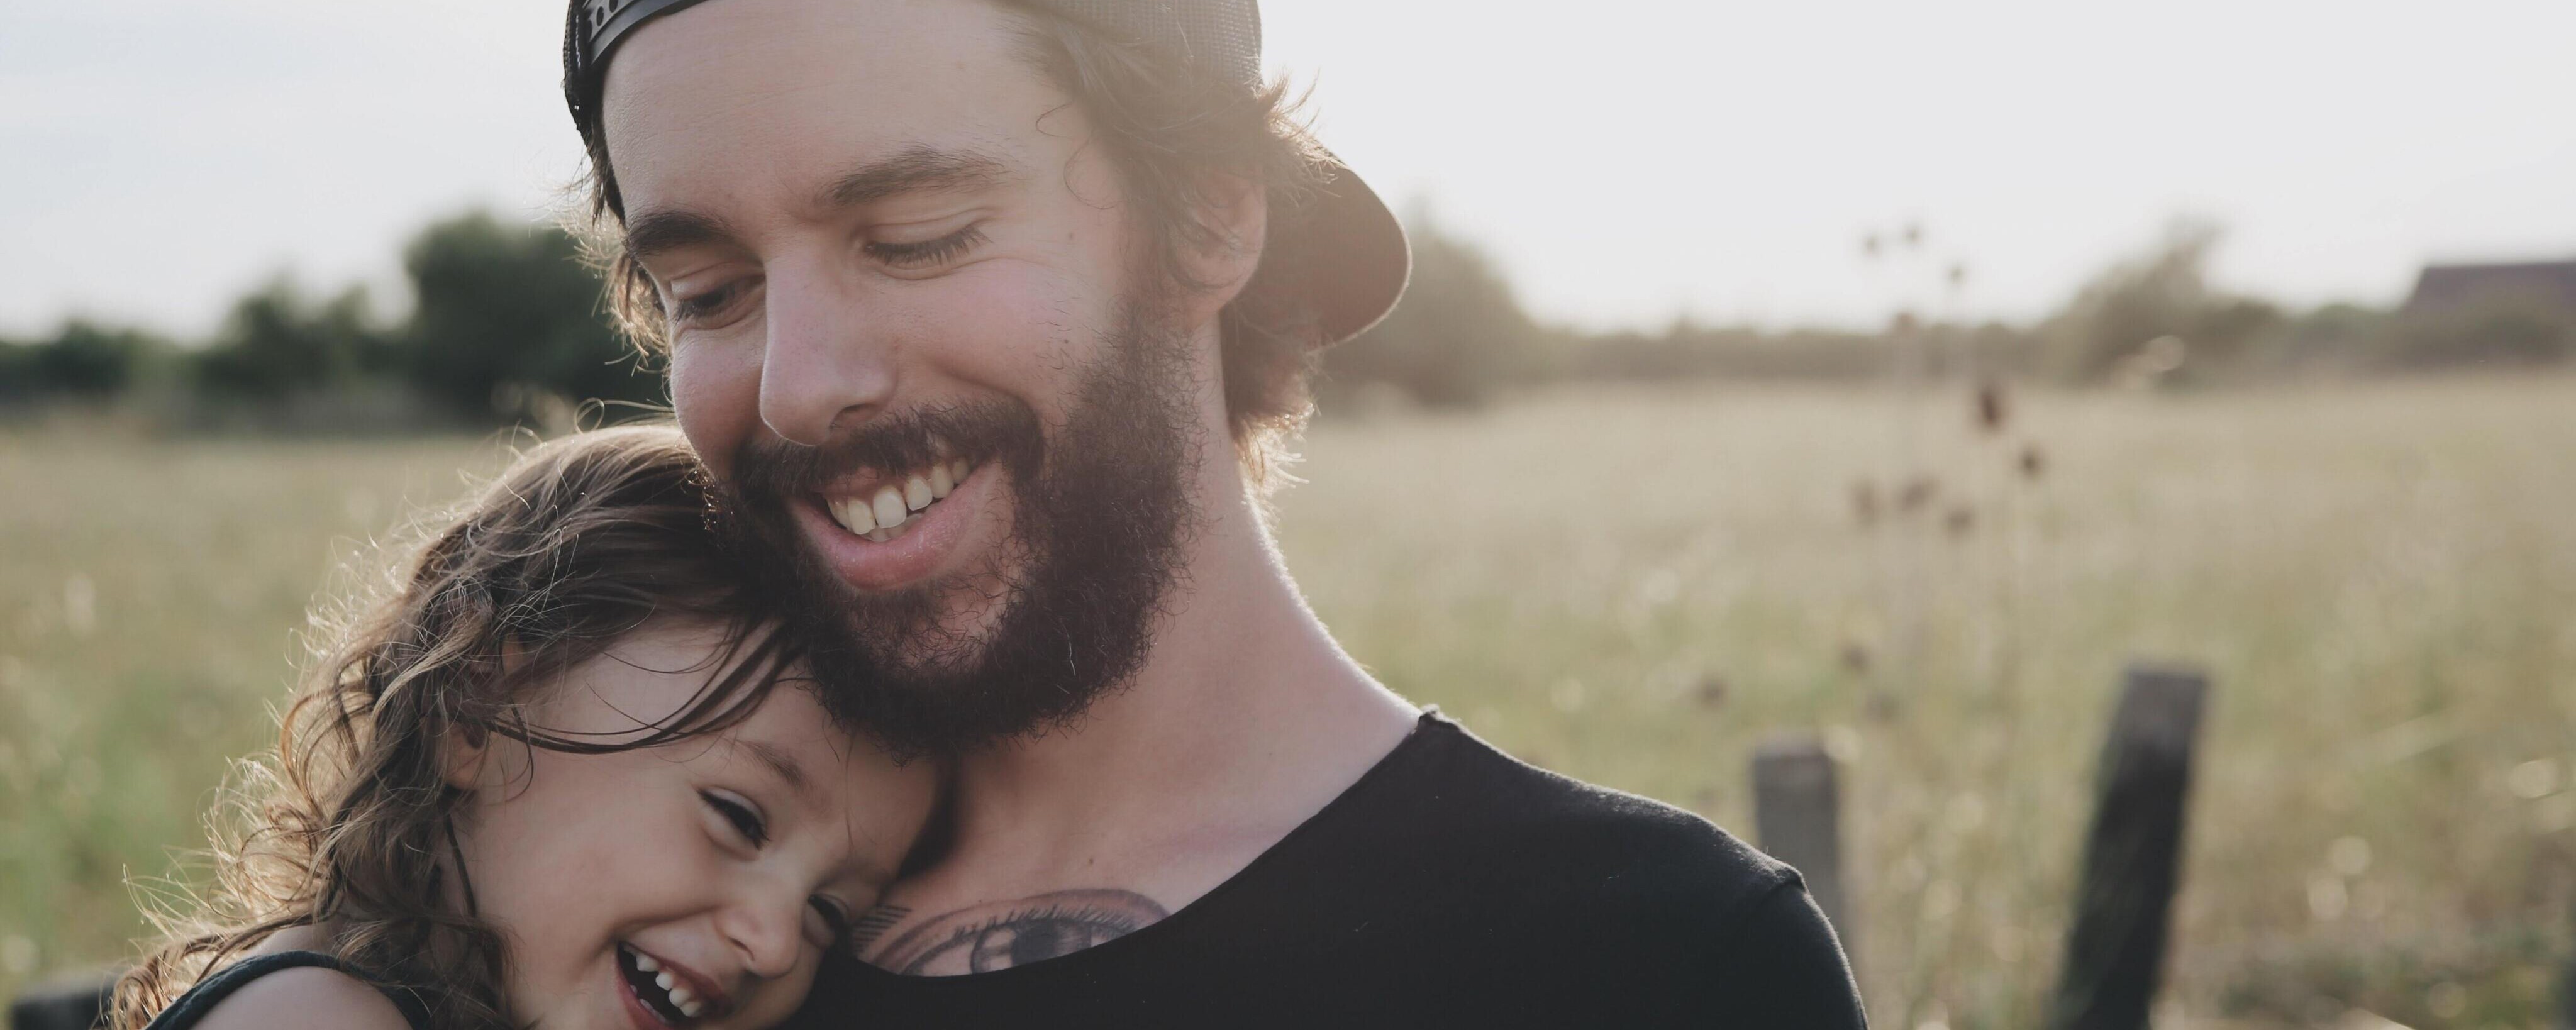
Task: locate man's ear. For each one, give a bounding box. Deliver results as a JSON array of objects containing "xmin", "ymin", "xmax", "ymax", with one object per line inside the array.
[{"xmin": 1180, "ymin": 172, "xmax": 1268, "ymax": 311}]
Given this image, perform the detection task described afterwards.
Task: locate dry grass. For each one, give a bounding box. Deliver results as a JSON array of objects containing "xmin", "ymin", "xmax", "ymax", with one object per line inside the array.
[{"xmin": 5, "ymin": 377, "xmax": 2573, "ymax": 1027}]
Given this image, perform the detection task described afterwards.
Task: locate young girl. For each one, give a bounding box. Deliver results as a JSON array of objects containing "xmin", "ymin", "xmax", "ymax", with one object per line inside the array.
[{"xmin": 113, "ymin": 426, "xmax": 936, "ymax": 1030}]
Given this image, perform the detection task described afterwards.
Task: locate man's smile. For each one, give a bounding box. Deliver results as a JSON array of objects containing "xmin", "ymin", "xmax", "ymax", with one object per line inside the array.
[{"xmin": 792, "ymin": 440, "xmax": 999, "ymax": 593}]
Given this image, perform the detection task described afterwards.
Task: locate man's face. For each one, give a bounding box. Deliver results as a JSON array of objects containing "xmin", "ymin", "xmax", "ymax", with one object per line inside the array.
[{"xmin": 601, "ymin": 0, "xmax": 1211, "ymax": 747}]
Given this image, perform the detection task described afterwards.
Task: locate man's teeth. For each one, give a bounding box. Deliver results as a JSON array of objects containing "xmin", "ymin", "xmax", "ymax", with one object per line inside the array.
[
  {"xmin": 870, "ymin": 485, "xmax": 906, "ymax": 531},
  {"xmin": 828, "ymin": 459, "xmax": 973, "ymax": 541}
]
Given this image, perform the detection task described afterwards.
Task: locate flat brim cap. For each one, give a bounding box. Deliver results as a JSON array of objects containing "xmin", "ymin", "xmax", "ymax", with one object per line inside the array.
[{"xmin": 566, "ymin": 0, "xmax": 1409, "ymax": 346}]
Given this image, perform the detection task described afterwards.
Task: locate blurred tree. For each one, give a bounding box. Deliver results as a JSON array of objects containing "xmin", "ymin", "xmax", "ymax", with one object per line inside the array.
[
  {"xmin": 1323, "ymin": 207, "xmax": 1541, "ymax": 407},
  {"xmin": 2041, "ymin": 219, "xmax": 2278, "ymax": 382},
  {"xmin": 0, "ymin": 320, "xmax": 170, "ymax": 401},
  {"xmin": 192, "ymin": 279, "xmax": 384, "ymax": 398},
  {"xmin": 397, "ymin": 211, "xmax": 658, "ymax": 420}
]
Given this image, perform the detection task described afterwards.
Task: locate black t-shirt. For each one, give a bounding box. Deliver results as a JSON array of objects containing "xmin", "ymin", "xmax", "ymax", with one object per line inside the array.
[{"xmin": 793, "ymin": 711, "xmax": 1868, "ymax": 1028}]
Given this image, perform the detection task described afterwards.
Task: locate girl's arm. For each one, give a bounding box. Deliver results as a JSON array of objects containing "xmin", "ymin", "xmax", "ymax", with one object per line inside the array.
[{"xmin": 191, "ymin": 966, "xmax": 416, "ymax": 1030}]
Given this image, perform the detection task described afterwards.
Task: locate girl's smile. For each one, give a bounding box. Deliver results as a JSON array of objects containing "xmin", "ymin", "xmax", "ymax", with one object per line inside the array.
[{"xmin": 443, "ymin": 620, "xmax": 935, "ymax": 1030}]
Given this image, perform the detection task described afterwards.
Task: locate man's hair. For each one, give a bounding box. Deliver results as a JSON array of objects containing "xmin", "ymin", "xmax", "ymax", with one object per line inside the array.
[{"xmin": 572, "ymin": 0, "xmax": 1338, "ymax": 486}]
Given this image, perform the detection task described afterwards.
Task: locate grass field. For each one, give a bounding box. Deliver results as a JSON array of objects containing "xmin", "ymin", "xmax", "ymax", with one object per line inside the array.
[{"xmin": 5, "ymin": 376, "xmax": 2573, "ymax": 1027}]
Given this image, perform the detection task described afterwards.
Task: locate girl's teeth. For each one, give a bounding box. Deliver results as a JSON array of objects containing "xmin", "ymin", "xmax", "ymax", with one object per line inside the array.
[
  {"xmin": 679, "ymin": 999, "xmax": 704, "ymax": 1018},
  {"xmin": 669, "ymin": 986, "xmax": 696, "ymax": 1008},
  {"xmin": 655, "ymin": 971, "xmax": 675, "ymax": 992},
  {"xmin": 903, "ymin": 475, "xmax": 933, "ymax": 512},
  {"xmin": 633, "ymin": 952, "xmax": 660, "ymax": 973}
]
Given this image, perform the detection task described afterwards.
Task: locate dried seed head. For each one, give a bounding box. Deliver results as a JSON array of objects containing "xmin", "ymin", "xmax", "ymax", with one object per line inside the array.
[
  {"xmin": 1975, "ymin": 380, "xmax": 2009, "ymax": 433},
  {"xmin": 1897, "ymin": 476, "xmax": 1938, "ymax": 513},
  {"xmin": 1696, "ymin": 675, "xmax": 1729, "ymax": 709}
]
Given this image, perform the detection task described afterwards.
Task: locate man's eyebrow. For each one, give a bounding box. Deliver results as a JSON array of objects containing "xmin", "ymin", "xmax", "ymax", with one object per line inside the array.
[
  {"xmin": 819, "ymin": 145, "xmax": 1012, "ymax": 209},
  {"xmin": 623, "ymin": 208, "xmax": 736, "ymax": 262}
]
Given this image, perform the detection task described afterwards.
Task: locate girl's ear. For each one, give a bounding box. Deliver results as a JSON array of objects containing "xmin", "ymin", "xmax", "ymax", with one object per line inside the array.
[
  {"xmin": 440, "ymin": 721, "xmax": 492, "ymax": 792},
  {"xmin": 444, "ymin": 635, "xmax": 525, "ymax": 792}
]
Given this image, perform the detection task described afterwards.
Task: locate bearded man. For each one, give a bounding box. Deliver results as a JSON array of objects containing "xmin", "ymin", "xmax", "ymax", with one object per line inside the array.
[{"xmin": 562, "ymin": 0, "xmax": 1868, "ymax": 1024}]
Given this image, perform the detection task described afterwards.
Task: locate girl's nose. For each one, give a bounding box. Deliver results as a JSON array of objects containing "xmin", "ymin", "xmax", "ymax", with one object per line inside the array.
[{"xmin": 718, "ymin": 885, "xmax": 806, "ymax": 980}]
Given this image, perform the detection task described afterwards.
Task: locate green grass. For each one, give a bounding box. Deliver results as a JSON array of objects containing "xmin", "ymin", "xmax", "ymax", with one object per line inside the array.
[{"xmin": 6, "ymin": 377, "xmax": 2574, "ymax": 1027}]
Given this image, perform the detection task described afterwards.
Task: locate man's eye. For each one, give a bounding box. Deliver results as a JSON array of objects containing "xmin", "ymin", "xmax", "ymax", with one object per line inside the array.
[
  {"xmin": 863, "ymin": 225, "xmax": 987, "ymax": 270},
  {"xmin": 669, "ymin": 279, "xmax": 755, "ymax": 326},
  {"xmin": 700, "ymin": 790, "xmax": 768, "ymax": 846}
]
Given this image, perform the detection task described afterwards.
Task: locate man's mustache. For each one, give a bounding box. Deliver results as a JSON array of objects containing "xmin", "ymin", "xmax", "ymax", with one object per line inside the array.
[{"xmin": 730, "ymin": 401, "xmax": 1041, "ymax": 497}]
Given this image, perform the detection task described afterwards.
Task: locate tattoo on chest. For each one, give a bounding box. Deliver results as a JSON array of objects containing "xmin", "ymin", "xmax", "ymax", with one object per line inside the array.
[
  {"xmin": 847, "ymin": 904, "xmax": 911, "ymax": 952},
  {"xmin": 863, "ymin": 889, "xmax": 1172, "ymax": 975}
]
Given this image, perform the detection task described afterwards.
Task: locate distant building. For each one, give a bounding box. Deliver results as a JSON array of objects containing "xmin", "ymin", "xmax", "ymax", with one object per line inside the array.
[{"xmin": 2402, "ymin": 259, "xmax": 2576, "ymax": 313}]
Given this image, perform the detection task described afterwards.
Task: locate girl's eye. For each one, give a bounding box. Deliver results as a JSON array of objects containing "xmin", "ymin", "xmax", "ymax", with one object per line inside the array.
[
  {"xmin": 804, "ymin": 896, "xmax": 852, "ymax": 950},
  {"xmin": 863, "ymin": 224, "xmax": 987, "ymax": 270},
  {"xmin": 700, "ymin": 790, "xmax": 768, "ymax": 848}
]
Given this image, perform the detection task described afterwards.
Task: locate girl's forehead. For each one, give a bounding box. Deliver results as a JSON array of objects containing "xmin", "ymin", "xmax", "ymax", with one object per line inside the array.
[
  {"xmin": 718, "ymin": 685, "xmax": 931, "ymax": 815},
  {"xmin": 539, "ymin": 619, "xmax": 781, "ymax": 729}
]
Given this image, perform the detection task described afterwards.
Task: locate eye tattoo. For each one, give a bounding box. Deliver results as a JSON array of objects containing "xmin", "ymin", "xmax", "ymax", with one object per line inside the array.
[{"xmin": 865, "ymin": 889, "xmax": 1170, "ymax": 975}]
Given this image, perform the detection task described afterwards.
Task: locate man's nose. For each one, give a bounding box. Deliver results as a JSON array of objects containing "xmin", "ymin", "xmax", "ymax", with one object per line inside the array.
[{"xmin": 757, "ymin": 258, "xmax": 897, "ymax": 447}]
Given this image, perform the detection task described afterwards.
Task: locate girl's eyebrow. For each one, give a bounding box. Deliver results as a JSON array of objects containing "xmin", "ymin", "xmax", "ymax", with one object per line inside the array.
[{"xmin": 733, "ymin": 739, "xmax": 813, "ymax": 798}]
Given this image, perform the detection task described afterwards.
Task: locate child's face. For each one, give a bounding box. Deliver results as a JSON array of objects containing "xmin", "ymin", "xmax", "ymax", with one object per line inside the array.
[{"xmin": 446, "ymin": 620, "xmax": 935, "ymax": 1030}]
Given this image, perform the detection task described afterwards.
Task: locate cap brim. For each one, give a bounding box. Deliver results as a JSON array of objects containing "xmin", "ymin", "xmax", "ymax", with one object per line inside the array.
[{"xmin": 1288, "ymin": 151, "xmax": 1409, "ymax": 346}]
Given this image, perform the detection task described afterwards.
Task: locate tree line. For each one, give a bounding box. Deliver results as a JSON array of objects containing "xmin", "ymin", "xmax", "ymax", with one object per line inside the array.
[
  {"xmin": 4, "ymin": 210, "xmax": 2570, "ymax": 425},
  {"xmin": 1335, "ymin": 216, "xmax": 2576, "ymax": 407},
  {"xmin": 0, "ymin": 212, "xmax": 653, "ymax": 429}
]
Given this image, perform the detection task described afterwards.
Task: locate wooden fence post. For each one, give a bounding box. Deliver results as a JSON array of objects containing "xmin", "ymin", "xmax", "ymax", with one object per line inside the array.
[
  {"xmin": 2045, "ymin": 662, "xmax": 2210, "ymax": 1030},
  {"xmin": 1753, "ymin": 734, "xmax": 1853, "ymax": 946},
  {"xmin": 8, "ymin": 970, "xmax": 116, "ymax": 1030},
  {"xmin": 2561, "ymin": 900, "xmax": 2576, "ymax": 1030}
]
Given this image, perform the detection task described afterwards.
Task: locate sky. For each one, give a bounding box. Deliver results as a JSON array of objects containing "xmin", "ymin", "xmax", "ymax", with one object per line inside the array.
[{"xmin": 4, "ymin": 0, "xmax": 2572, "ymax": 338}]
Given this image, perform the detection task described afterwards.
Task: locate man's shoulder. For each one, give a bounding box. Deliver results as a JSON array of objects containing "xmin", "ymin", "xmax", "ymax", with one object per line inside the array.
[
  {"xmin": 1251, "ymin": 712, "xmax": 1863, "ymax": 1025},
  {"xmin": 1353, "ymin": 712, "xmax": 1801, "ymax": 920}
]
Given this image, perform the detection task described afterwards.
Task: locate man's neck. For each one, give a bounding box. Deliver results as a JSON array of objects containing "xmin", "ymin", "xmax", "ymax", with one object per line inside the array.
[{"xmin": 858, "ymin": 451, "xmax": 1419, "ymax": 973}]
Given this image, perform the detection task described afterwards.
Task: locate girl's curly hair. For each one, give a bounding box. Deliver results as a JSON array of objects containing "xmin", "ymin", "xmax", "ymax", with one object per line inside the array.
[{"xmin": 114, "ymin": 425, "xmax": 800, "ymax": 1030}]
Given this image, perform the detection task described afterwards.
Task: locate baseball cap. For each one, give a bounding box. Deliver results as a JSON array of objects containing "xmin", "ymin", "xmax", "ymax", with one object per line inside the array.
[{"xmin": 563, "ymin": 0, "xmax": 1409, "ymax": 345}]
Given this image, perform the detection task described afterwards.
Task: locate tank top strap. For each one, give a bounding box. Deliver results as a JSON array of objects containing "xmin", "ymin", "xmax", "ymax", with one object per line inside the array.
[{"xmin": 145, "ymin": 950, "xmax": 432, "ymax": 1030}]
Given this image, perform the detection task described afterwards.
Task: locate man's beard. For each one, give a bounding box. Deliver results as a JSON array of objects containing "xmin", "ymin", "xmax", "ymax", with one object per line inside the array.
[{"xmin": 715, "ymin": 306, "xmax": 1201, "ymax": 753}]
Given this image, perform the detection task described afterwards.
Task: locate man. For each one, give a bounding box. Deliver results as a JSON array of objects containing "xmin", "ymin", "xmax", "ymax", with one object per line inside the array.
[{"xmin": 561, "ymin": 0, "xmax": 1868, "ymax": 1024}]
